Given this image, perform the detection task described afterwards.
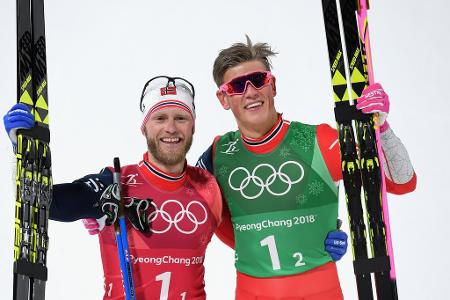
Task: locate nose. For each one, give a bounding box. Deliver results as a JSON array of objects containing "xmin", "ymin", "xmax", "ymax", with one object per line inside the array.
[
  {"xmin": 164, "ymin": 118, "xmax": 177, "ymax": 134},
  {"xmin": 244, "ymin": 81, "xmax": 259, "ymax": 98}
]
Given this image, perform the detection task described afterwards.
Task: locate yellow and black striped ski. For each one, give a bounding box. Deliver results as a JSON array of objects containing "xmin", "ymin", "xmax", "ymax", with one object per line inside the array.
[
  {"xmin": 14, "ymin": 0, "xmax": 52, "ymax": 299},
  {"xmin": 321, "ymin": 0, "xmax": 396, "ymax": 299}
]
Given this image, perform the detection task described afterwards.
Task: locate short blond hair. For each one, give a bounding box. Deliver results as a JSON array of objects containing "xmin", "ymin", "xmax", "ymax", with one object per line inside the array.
[{"xmin": 212, "ymin": 35, "xmax": 277, "ymax": 87}]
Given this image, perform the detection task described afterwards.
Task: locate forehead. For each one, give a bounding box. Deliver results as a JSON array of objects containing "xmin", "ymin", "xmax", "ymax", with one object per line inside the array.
[
  {"xmin": 223, "ymin": 60, "xmax": 268, "ymax": 83},
  {"xmin": 149, "ymin": 106, "xmax": 193, "ymax": 119}
]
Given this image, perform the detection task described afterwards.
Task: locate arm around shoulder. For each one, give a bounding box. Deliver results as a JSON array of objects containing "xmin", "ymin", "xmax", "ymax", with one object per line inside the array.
[{"xmin": 49, "ymin": 168, "xmax": 113, "ymax": 221}]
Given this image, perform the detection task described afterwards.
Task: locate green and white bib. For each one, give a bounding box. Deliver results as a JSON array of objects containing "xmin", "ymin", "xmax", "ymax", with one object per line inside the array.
[{"xmin": 213, "ymin": 122, "xmax": 339, "ymax": 277}]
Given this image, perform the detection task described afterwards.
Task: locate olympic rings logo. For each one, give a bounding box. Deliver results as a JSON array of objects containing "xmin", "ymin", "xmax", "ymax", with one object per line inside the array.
[
  {"xmin": 147, "ymin": 200, "xmax": 208, "ymax": 234},
  {"xmin": 228, "ymin": 161, "xmax": 304, "ymax": 199}
]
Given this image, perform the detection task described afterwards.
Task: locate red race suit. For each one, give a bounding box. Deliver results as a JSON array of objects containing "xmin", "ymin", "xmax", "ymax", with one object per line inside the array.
[{"xmin": 98, "ymin": 154, "xmax": 222, "ymax": 300}]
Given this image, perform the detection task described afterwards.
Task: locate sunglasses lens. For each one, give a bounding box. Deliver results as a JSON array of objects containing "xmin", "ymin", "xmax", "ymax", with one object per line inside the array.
[
  {"xmin": 230, "ymin": 78, "xmax": 248, "ymax": 94},
  {"xmin": 228, "ymin": 72, "xmax": 269, "ymax": 94},
  {"xmin": 249, "ymin": 72, "xmax": 268, "ymax": 88}
]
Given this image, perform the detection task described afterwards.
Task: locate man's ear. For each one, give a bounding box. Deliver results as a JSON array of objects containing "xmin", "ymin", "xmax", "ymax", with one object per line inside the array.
[
  {"xmin": 271, "ymin": 77, "xmax": 277, "ymax": 97},
  {"xmin": 216, "ymin": 90, "xmax": 231, "ymax": 110}
]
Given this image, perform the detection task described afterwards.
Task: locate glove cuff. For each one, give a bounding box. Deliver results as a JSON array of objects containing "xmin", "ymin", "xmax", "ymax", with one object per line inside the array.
[
  {"xmin": 9, "ymin": 128, "xmax": 18, "ymax": 145},
  {"xmin": 379, "ymin": 121, "xmax": 390, "ymax": 133}
]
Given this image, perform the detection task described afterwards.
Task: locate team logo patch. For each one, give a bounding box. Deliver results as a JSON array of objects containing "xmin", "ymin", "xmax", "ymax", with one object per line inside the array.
[
  {"xmin": 124, "ymin": 173, "xmax": 142, "ymax": 186},
  {"xmin": 221, "ymin": 139, "xmax": 239, "ymax": 155},
  {"xmin": 160, "ymin": 86, "xmax": 177, "ymax": 96}
]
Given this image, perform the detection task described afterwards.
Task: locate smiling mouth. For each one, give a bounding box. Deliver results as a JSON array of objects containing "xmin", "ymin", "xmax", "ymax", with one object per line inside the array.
[
  {"xmin": 245, "ymin": 101, "xmax": 263, "ymax": 110},
  {"xmin": 160, "ymin": 137, "xmax": 182, "ymax": 144}
]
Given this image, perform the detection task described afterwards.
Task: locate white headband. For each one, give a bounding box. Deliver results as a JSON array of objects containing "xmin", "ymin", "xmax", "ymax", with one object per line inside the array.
[{"xmin": 140, "ymin": 82, "xmax": 195, "ymax": 134}]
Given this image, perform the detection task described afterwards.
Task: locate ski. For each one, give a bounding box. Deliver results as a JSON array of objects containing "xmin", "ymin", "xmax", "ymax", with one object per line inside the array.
[
  {"xmin": 14, "ymin": 0, "xmax": 52, "ymax": 299},
  {"xmin": 321, "ymin": 0, "xmax": 396, "ymax": 299},
  {"xmin": 356, "ymin": 0, "xmax": 398, "ymax": 298},
  {"xmin": 321, "ymin": 0, "xmax": 374, "ymax": 298}
]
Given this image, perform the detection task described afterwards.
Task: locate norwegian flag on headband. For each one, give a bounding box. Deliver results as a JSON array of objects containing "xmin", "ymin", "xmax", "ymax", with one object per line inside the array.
[{"xmin": 160, "ymin": 86, "xmax": 177, "ymax": 96}]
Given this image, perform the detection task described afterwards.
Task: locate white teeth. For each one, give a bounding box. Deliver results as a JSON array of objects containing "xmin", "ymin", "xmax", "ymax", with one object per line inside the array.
[
  {"xmin": 161, "ymin": 137, "xmax": 180, "ymax": 143},
  {"xmin": 245, "ymin": 101, "xmax": 263, "ymax": 109}
]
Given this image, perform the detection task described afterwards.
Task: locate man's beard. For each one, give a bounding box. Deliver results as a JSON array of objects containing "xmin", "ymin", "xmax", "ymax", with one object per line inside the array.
[{"xmin": 146, "ymin": 133, "xmax": 193, "ymax": 167}]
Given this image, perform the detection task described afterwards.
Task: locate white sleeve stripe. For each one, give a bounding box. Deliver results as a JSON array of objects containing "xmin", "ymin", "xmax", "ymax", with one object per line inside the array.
[{"xmin": 329, "ymin": 139, "xmax": 339, "ymax": 151}]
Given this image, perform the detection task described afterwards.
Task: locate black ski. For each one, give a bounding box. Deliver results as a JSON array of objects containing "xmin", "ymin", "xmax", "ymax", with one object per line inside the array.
[
  {"xmin": 14, "ymin": 0, "xmax": 51, "ymax": 299},
  {"xmin": 321, "ymin": 0, "xmax": 395, "ymax": 299},
  {"xmin": 339, "ymin": 0, "xmax": 396, "ymax": 298}
]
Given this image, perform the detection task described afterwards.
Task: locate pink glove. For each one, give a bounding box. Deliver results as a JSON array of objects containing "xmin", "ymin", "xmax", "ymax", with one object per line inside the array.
[
  {"xmin": 356, "ymin": 83, "xmax": 390, "ymax": 132},
  {"xmin": 81, "ymin": 216, "xmax": 107, "ymax": 235}
]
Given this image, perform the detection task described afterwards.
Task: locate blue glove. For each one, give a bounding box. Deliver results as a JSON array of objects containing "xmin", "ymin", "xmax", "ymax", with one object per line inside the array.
[
  {"xmin": 3, "ymin": 103, "xmax": 34, "ymax": 145},
  {"xmin": 325, "ymin": 230, "xmax": 348, "ymax": 261}
]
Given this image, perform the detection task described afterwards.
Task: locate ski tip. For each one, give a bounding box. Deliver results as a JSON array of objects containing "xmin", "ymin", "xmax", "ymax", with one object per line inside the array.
[{"xmin": 113, "ymin": 157, "xmax": 121, "ymax": 172}]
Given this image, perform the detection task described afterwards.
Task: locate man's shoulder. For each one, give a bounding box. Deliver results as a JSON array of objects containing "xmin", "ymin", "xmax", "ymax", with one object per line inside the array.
[
  {"xmin": 290, "ymin": 120, "xmax": 334, "ymax": 130},
  {"xmin": 120, "ymin": 163, "xmax": 140, "ymax": 174},
  {"xmin": 215, "ymin": 129, "xmax": 240, "ymax": 142},
  {"xmin": 186, "ymin": 165, "xmax": 216, "ymax": 182},
  {"xmin": 315, "ymin": 123, "xmax": 337, "ymax": 136},
  {"xmin": 288, "ymin": 121, "xmax": 337, "ymax": 142}
]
